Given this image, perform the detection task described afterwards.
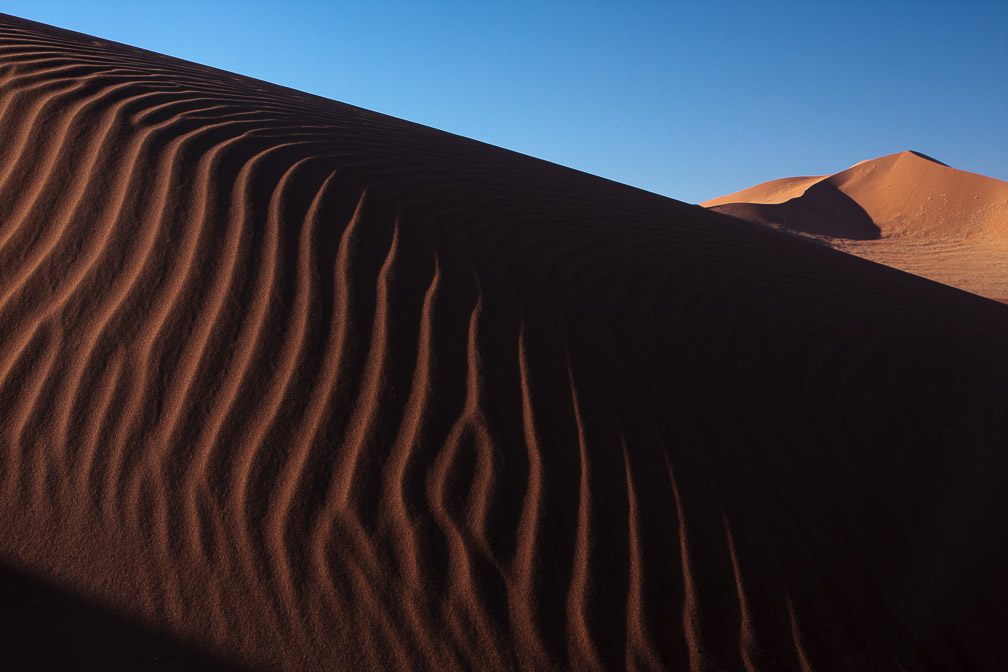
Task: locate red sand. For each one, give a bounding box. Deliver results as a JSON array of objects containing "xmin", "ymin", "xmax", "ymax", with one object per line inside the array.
[
  {"xmin": 1, "ymin": 13, "xmax": 1008, "ymax": 671},
  {"xmin": 703, "ymin": 151, "xmax": 1008, "ymax": 300}
]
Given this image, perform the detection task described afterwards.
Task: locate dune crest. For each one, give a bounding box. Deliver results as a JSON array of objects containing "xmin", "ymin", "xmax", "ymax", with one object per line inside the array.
[
  {"xmin": 1, "ymin": 13, "xmax": 1008, "ymax": 671},
  {"xmin": 703, "ymin": 151, "xmax": 1008, "ymax": 299}
]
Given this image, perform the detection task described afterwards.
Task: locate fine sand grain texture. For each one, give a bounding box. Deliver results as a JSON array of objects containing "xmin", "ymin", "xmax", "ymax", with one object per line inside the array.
[
  {"xmin": 1, "ymin": 13, "xmax": 1008, "ymax": 672},
  {"xmin": 703, "ymin": 150, "xmax": 1008, "ymax": 299}
]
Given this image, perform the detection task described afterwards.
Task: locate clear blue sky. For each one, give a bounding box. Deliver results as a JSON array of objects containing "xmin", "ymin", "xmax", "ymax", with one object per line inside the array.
[{"xmin": 5, "ymin": 1, "xmax": 1006, "ymax": 204}]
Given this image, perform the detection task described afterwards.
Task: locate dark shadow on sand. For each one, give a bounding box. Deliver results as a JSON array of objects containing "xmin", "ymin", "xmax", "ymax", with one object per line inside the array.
[
  {"xmin": 713, "ymin": 180, "xmax": 882, "ymax": 239},
  {"xmin": 0, "ymin": 561, "xmax": 259, "ymax": 672}
]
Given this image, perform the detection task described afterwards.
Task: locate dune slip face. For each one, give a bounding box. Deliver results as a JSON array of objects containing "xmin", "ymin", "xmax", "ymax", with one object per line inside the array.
[
  {"xmin": 1, "ymin": 13, "xmax": 1008, "ymax": 672},
  {"xmin": 703, "ymin": 151, "xmax": 1008, "ymax": 301}
]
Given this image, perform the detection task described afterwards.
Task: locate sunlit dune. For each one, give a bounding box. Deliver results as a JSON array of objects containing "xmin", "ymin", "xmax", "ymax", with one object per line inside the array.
[
  {"xmin": 1, "ymin": 13, "xmax": 1008, "ymax": 671},
  {"xmin": 703, "ymin": 150, "xmax": 1008, "ymax": 299}
]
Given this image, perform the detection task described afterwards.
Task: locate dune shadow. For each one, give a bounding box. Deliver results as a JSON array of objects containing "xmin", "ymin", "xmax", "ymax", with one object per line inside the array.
[
  {"xmin": 714, "ymin": 180, "xmax": 881, "ymax": 240},
  {"xmin": 0, "ymin": 561, "xmax": 257, "ymax": 672},
  {"xmin": 907, "ymin": 149, "xmax": 950, "ymax": 166}
]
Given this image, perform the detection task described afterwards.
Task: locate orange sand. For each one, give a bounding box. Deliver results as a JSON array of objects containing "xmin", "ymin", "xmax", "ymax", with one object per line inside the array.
[
  {"xmin": 703, "ymin": 151, "xmax": 1008, "ymax": 299},
  {"xmin": 1, "ymin": 13, "xmax": 1008, "ymax": 671}
]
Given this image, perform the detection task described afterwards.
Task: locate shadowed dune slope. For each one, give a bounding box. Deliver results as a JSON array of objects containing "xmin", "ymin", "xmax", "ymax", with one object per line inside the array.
[
  {"xmin": 706, "ymin": 180, "xmax": 882, "ymax": 240},
  {"xmin": 0, "ymin": 561, "xmax": 254, "ymax": 672},
  {"xmin": 1, "ymin": 13, "xmax": 1008, "ymax": 671},
  {"xmin": 703, "ymin": 152, "xmax": 1008, "ymax": 299}
]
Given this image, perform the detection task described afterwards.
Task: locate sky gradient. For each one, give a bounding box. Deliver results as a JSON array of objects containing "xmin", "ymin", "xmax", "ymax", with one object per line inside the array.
[{"xmin": 4, "ymin": 1, "xmax": 1006, "ymax": 204}]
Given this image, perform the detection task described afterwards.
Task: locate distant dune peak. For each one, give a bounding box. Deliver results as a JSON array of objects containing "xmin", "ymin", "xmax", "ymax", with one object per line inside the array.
[
  {"xmin": 902, "ymin": 149, "xmax": 949, "ymax": 166},
  {"xmin": 703, "ymin": 151, "xmax": 1008, "ymax": 300}
]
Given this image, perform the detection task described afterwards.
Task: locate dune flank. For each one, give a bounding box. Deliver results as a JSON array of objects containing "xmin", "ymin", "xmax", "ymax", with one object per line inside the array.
[
  {"xmin": 1, "ymin": 13, "xmax": 1008, "ymax": 671},
  {"xmin": 703, "ymin": 151, "xmax": 1008, "ymax": 299}
]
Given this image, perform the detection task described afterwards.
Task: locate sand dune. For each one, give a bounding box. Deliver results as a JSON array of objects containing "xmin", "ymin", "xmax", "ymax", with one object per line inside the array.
[
  {"xmin": 1, "ymin": 13, "xmax": 1008, "ymax": 671},
  {"xmin": 703, "ymin": 150, "xmax": 1008, "ymax": 299}
]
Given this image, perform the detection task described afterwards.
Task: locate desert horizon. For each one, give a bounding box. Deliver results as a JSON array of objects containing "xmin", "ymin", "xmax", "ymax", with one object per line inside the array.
[{"xmin": 0, "ymin": 8, "xmax": 1006, "ymax": 672}]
